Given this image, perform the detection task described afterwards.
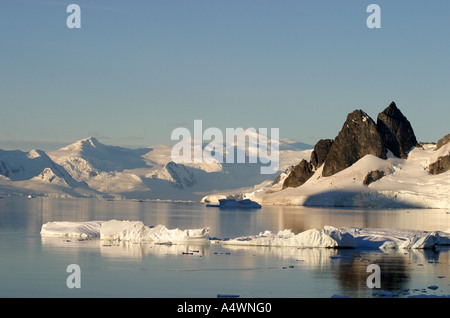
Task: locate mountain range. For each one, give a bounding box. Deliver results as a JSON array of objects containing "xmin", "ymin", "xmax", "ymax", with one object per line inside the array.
[
  {"xmin": 2, "ymin": 101, "xmax": 448, "ymax": 208},
  {"xmin": 0, "ymin": 135, "xmax": 311, "ymax": 200}
]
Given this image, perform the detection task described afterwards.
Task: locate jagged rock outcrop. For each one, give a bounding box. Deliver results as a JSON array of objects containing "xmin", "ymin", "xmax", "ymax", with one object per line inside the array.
[
  {"xmin": 363, "ymin": 170, "xmax": 385, "ymax": 186},
  {"xmin": 435, "ymin": 134, "xmax": 450, "ymax": 151},
  {"xmin": 377, "ymin": 102, "xmax": 417, "ymax": 159},
  {"xmin": 429, "ymin": 156, "xmax": 450, "ymax": 175},
  {"xmin": 281, "ymin": 102, "xmax": 420, "ymax": 188},
  {"xmin": 322, "ymin": 110, "xmax": 387, "ymax": 177},
  {"xmin": 310, "ymin": 139, "xmax": 333, "ymax": 169},
  {"xmin": 282, "ymin": 159, "xmax": 314, "ymax": 189}
]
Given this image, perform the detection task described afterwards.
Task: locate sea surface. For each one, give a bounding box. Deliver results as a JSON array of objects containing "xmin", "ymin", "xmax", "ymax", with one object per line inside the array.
[{"xmin": 0, "ymin": 197, "xmax": 449, "ymax": 298}]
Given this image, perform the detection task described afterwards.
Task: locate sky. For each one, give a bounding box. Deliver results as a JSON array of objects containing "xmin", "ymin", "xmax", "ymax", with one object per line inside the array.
[{"xmin": 0, "ymin": 0, "xmax": 449, "ymax": 151}]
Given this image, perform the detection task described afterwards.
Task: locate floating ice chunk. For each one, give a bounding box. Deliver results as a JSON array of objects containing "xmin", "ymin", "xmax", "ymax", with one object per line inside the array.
[
  {"xmin": 40, "ymin": 220, "xmax": 210, "ymax": 243},
  {"xmin": 221, "ymin": 226, "xmax": 355, "ymax": 248},
  {"xmin": 398, "ymin": 232, "xmax": 440, "ymax": 249},
  {"xmin": 100, "ymin": 220, "xmax": 210, "ymax": 243},
  {"xmin": 40, "ymin": 221, "xmax": 103, "ymax": 237}
]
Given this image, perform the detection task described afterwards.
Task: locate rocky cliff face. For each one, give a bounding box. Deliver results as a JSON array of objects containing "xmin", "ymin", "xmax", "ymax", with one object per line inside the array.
[
  {"xmin": 428, "ymin": 134, "xmax": 450, "ymax": 175},
  {"xmin": 377, "ymin": 102, "xmax": 418, "ymax": 159},
  {"xmin": 282, "ymin": 159, "xmax": 314, "ymax": 189},
  {"xmin": 322, "ymin": 110, "xmax": 387, "ymax": 177},
  {"xmin": 282, "ymin": 102, "xmax": 420, "ymax": 189},
  {"xmin": 310, "ymin": 139, "xmax": 333, "ymax": 169}
]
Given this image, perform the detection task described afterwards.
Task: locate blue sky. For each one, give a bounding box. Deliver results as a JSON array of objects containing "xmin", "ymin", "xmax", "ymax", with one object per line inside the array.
[{"xmin": 1, "ymin": 0, "xmax": 449, "ymax": 151}]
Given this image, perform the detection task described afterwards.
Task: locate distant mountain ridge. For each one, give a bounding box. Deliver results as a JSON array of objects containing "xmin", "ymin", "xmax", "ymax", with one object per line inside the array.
[{"xmin": 0, "ymin": 135, "xmax": 312, "ymax": 200}]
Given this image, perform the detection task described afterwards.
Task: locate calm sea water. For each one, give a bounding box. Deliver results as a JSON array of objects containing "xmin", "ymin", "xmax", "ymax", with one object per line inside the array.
[{"xmin": 0, "ymin": 197, "xmax": 449, "ymax": 298}]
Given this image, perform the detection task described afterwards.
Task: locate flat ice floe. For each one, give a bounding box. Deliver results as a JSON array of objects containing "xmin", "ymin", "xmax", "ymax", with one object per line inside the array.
[
  {"xmin": 40, "ymin": 221, "xmax": 450, "ymax": 249},
  {"xmin": 40, "ymin": 220, "xmax": 210, "ymax": 243}
]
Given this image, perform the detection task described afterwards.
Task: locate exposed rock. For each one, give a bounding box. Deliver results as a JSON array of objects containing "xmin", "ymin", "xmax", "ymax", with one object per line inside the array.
[
  {"xmin": 435, "ymin": 134, "xmax": 450, "ymax": 151},
  {"xmin": 282, "ymin": 159, "xmax": 314, "ymax": 189},
  {"xmin": 363, "ymin": 170, "xmax": 385, "ymax": 186},
  {"xmin": 322, "ymin": 110, "xmax": 387, "ymax": 177},
  {"xmin": 310, "ymin": 139, "xmax": 333, "ymax": 169},
  {"xmin": 428, "ymin": 155, "xmax": 450, "ymax": 175},
  {"xmin": 377, "ymin": 102, "xmax": 417, "ymax": 159}
]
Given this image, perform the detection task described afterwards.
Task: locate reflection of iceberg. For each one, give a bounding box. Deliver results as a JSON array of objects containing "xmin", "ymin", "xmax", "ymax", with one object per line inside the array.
[
  {"xmin": 40, "ymin": 220, "xmax": 210, "ymax": 243},
  {"xmin": 40, "ymin": 236, "xmax": 210, "ymax": 259},
  {"xmin": 206, "ymin": 199, "xmax": 262, "ymax": 209}
]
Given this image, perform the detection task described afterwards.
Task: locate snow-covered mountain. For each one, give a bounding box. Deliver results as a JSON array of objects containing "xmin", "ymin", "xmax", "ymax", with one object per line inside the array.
[
  {"xmin": 0, "ymin": 136, "xmax": 312, "ymax": 200},
  {"xmin": 203, "ymin": 142, "xmax": 450, "ymax": 209},
  {"xmin": 0, "ymin": 148, "xmax": 99, "ymax": 198},
  {"xmin": 202, "ymin": 103, "xmax": 450, "ymax": 209}
]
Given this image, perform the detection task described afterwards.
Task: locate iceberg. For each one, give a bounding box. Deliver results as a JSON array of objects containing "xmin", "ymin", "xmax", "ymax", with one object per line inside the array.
[
  {"xmin": 40, "ymin": 220, "xmax": 210, "ymax": 243},
  {"xmin": 40, "ymin": 220, "xmax": 450, "ymax": 250},
  {"xmin": 220, "ymin": 226, "xmax": 450, "ymax": 249},
  {"xmin": 100, "ymin": 220, "xmax": 210, "ymax": 243},
  {"xmin": 221, "ymin": 226, "xmax": 356, "ymax": 248},
  {"xmin": 40, "ymin": 221, "xmax": 103, "ymax": 237}
]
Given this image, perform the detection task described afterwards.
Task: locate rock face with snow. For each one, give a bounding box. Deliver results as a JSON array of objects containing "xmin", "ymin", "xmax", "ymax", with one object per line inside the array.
[
  {"xmin": 428, "ymin": 155, "xmax": 450, "ymax": 175},
  {"xmin": 322, "ymin": 110, "xmax": 387, "ymax": 177},
  {"xmin": 435, "ymin": 134, "xmax": 450, "ymax": 151},
  {"xmin": 203, "ymin": 102, "xmax": 450, "ymax": 209},
  {"xmin": 429, "ymin": 134, "xmax": 450, "ymax": 175},
  {"xmin": 362, "ymin": 170, "xmax": 385, "ymax": 186},
  {"xmin": 310, "ymin": 139, "xmax": 333, "ymax": 169},
  {"xmin": 376, "ymin": 102, "xmax": 418, "ymax": 159},
  {"xmin": 282, "ymin": 159, "xmax": 314, "ymax": 189}
]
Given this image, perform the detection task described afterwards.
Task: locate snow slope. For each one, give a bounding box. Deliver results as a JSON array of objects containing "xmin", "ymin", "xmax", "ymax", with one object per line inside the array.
[{"xmin": 203, "ymin": 142, "xmax": 450, "ymax": 209}]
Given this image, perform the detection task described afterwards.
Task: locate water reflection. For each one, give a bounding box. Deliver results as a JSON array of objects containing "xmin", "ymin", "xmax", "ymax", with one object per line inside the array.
[{"xmin": 3, "ymin": 197, "xmax": 450, "ymax": 297}]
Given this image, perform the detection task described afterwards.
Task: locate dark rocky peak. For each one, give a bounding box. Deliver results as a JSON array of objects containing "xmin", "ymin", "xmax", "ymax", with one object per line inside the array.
[
  {"xmin": 310, "ymin": 139, "xmax": 333, "ymax": 169},
  {"xmin": 322, "ymin": 109, "xmax": 387, "ymax": 177},
  {"xmin": 377, "ymin": 102, "xmax": 417, "ymax": 159},
  {"xmin": 282, "ymin": 159, "xmax": 314, "ymax": 189}
]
